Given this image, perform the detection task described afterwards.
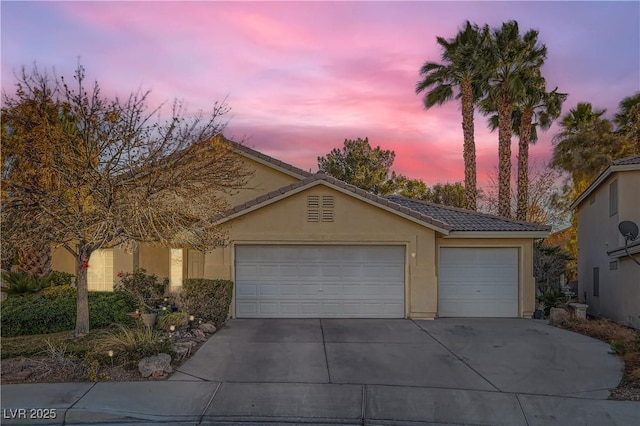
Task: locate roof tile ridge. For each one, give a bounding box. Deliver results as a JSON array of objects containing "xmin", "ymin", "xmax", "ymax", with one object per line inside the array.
[{"xmin": 386, "ymin": 195, "xmax": 550, "ymax": 230}]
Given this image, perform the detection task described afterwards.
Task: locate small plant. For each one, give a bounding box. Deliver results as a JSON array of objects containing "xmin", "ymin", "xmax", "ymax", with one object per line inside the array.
[
  {"xmin": 0, "ymin": 270, "xmax": 51, "ymax": 296},
  {"xmin": 158, "ymin": 312, "xmax": 189, "ymax": 331},
  {"xmin": 92, "ymin": 324, "xmax": 172, "ymax": 368},
  {"xmin": 114, "ymin": 269, "xmax": 168, "ymax": 313},
  {"xmin": 82, "ymin": 358, "xmax": 111, "ymax": 382},
  {"xmin": 536, "ymin": 285, "xmax": 568, "ymax": 317},
  {"xmin": 47, "ymin": 271, "xmax": 75, "ymax": 287},
  {"xmin": 31, "ymin": 339, "xmax": 83, "ymax": 381},
  {"xmin": 181, "ymin": 279, "xmax": 233, "ymax": 326},
  {"xmin": 42, "ymin": 285, "xmax": 77, "ymax": 298}
]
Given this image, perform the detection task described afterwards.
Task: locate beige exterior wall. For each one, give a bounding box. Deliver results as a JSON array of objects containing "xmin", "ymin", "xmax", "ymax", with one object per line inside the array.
[
  {"xmin": 138, "ymin": 245, "xmax": 170, "ymax": 281},
  {"xmin": 577, "ymin": 170, "xmax": 640, "ymax": 328},
  {"xmin": 206, "ymin": 185, "xmax": 443, "ymax": 319},
  {"xmin": 436, "ymin": 238, "xmax": 536, "ymax": 318},
  {"xmin": 51, "ymin": 246, "xmax": 76, "ymax": 274},
  {"xmin": 224, "ymin": 156, "xmax": 301, "ymax": 206}
]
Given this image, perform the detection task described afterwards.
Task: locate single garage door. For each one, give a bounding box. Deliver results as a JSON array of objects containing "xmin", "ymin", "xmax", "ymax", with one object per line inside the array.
[
  {"xmin": 235, "ymin": 245, "xmax": 405, "ymax": 318},
  {"xmin": 438, "ymin": 247, "xmax": 518, "ymax": 317}
]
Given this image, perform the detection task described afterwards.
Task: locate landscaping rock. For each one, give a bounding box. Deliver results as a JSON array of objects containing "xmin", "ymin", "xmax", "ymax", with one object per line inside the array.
[
  {"xmin": 138, "ymin": 353, "xmax": 173, "ymax": 378},
  {"xmin": 549, "ymin": 307, "xmax": 568, "ymax": 325},
  {"xmin": 192, "ymin": 329, "xmax": 206, "ymax": 339},
  {"xmin": 199, "ymin": 323, "xmax": 217, "ymax": 334},
  {"xmin": 172, "ymin": 341, "xmax": 196, "ymax": 357}
]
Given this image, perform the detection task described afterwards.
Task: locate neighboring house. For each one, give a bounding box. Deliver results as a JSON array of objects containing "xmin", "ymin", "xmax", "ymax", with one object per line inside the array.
[
  {"xmin": 52, "ymin": 136, "xmax": 550, "ymax": 319},
  {"xmin": 570, "ymin": 155, "xmax": 640, "ymax": 329}
]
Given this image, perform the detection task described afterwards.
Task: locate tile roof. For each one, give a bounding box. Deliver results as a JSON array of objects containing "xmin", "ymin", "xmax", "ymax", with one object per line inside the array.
[
  {"xmin": 219, "ymin": 135, "xmax": 312, "ymax": 178},
  {"xmin": 219, "ymin": 173, "xmax": 550, "ymax": 234},
  {"xmin": 386, "ymin": 196, "xmax": 551, "ymax": 232},
  {"xmin": 219, "ymin": 174, "xmax": 452, "ymax": 232},
  {"xmin": 612, "ymin": 155, "xmax": 640, "ymax": 166}
]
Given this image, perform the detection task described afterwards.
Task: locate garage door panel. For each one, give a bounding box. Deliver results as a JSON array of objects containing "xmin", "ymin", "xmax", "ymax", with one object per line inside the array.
[
  {"xmin": 439, "ymin": 247, "xmax": 518, "ymax": 317},
  {"xmin": 236, "ymin": 245, "xmax": 405, "ymax": 318}
]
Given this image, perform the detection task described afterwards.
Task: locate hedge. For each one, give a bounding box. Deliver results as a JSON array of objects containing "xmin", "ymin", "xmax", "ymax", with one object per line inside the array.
[
  {"xmin": 1, "ymin": 291, "xmax": 137, "ymax": 337},
  {"xmin": 180, "ymin": 279, "xmax": 233, "ymax": 326}
]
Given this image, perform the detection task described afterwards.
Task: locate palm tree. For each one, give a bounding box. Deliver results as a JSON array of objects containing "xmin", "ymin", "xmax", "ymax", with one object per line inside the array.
[
  {"xmin": 513, "ymin": 74, "xmax": 566, "ymax": 220},
  {"xmin": 485, "ymin": 21, "xmax": 547, "ymax": 217},
  {"xmin": 559, "ymin": 102, "xmax": 605, "ymax": 135},
  {"xmin": 416, "ymin": 21, "xmax": 489, "ymax": 211},
  {"xmin": 614, "ymin": 92, "xmax": 640, "ymax": 149}
]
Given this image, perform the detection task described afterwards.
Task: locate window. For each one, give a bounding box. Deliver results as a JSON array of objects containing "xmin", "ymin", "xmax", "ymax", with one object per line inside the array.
[
  {"xmin": 593, "ymin": 267, "xmax": 600, "ymax": 297},
  {"xmin": 609, "ymin": 180, "xmax": 618, "ymax": 216},
  {"xmin": 609, "ymin": 260, "xmax": 618, "ymax": 270},
  {"xmin": 170, "ymin": 249, "xmax": 183, "ymax": 289},
  {"xmin": 87, "ymin": 249, "xmax": 114, "ymax": 291}
]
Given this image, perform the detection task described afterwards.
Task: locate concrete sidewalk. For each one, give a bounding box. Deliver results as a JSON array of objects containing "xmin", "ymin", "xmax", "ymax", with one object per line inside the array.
[{"xmin": 2, "ymin": 380, "xmax": 639, "ymax": 425}]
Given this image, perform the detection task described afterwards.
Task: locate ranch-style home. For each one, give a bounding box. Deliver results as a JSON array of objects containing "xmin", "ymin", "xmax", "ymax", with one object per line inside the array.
[{"xmin": 52, "ymin": 136, "xmax": 550, "ymax": 320}]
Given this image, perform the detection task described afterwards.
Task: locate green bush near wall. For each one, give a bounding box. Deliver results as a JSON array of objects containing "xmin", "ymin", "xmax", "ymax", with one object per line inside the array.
[
  {"xmin": 180, "ymin": 279, "xmax": 233, "ymax": 326},
  {"xmin": 0, "ymin": 291, "xmax": 137, "ymax": 337}
]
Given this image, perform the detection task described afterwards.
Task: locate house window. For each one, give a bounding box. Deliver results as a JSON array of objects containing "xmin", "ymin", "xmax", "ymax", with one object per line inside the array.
[
  {"xmin": 609, "ymin": 180, "xmax": 618, "ymax": 216},
  {"xmin": 87, "ymin": 249, "xmax": 114, "ymax": 291},
  {"xmin": 307, "ymin": 195, "xmax": 334, "ymax": 222},
  {"xmin": 609, "ymin": 260, "xmax": 618, "ymax": 270},
  {"xmin": 593, "ymin": 267, "xmax": 600, "ymax": 297},
  {"xmin": 170, "ymin": 249, "xmax": 183, "ymax": 289}
]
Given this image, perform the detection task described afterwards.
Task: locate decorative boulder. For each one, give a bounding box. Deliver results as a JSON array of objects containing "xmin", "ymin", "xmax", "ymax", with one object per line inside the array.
[
  {"xmin": 199, "ymin": 323, "xmax": 217, "ymax": 334},
  {"xmin": 138, "ymin": 353, "xmax": 173, "ymax": 378},
  {"xmin": 549, "ymin": 308, "xmax": 568, "ymax": 326}
]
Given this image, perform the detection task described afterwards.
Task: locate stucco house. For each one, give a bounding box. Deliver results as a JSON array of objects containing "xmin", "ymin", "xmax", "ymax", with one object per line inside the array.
[
  {"xmin": 570, "ymin": 155, "xmax": 640, "ymax": 329},
  {"xmin": 52, "ymin": 137, "xmax": 550, "ymax": 319}
]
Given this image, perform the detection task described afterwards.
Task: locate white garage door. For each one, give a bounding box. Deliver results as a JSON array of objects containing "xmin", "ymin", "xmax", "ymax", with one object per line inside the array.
[
  {"xmin": 438, "ymin": 247, "xmax": 518, "ymax": 317},
  {"xmin": 235, "ymin": 245, "xmax": 405, "ymax": 318}
]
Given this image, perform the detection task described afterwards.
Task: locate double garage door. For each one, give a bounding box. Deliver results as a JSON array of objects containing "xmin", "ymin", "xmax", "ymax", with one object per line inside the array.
[{"xmin": 235, "ymin": 245, "xmax": 405, "ymax": 318}]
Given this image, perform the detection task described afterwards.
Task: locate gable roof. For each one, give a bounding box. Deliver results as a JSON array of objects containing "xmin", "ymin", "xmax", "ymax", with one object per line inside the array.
[
  {"xmin": 217, "ymin": 174, "xmax": 452, "ymax": 234},
  {"xmin": 387, "ymin": 196, "xmax": 551, "ymax": 233},
  {"xmin": 218, "ymin": 135, "xmax": 311, "ymax": 179},
  {"xmin": 217, "ymin": 173, "xmax": 550, "ymax": 237},
  {"xmin": 570, "ymin": 154, "xmax": 640, "ymax": 209}
]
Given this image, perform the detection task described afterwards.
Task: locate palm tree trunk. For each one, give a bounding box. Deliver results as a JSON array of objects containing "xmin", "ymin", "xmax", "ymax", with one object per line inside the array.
[
  {"xmin": 498, "ymin": 84, "xmax": 513, "ymax": 217},
  {"xmin": 460, "ymin": 79, "xmax": 477, "ymax": 211},
  {"xmin": 517, "ymin": 108, "xmax": 534, "ymax": 221},
  {"xmin": 16, "ymin": 245, "xmax": 52, "ymax": 278}
]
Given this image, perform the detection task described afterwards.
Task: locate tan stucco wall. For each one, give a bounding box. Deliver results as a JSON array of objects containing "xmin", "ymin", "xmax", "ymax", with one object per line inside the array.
[
  {"xmin": 51, "ymin": 247, "xmax": 76, "ymax": 274},
  {"xmin": 206, "ymin": 185, "xmax": 443, "ymax": 319},
  {"xmin": 436, "ymin": 238, "xmax": 536, "ymax": 318},
  {"xmin": 138, "ymin": 245, "xmax": 170, "ymax": 281},
  {"xmin": 224, "ymin": 157, "xmax": 301, "ymax": 206},
  {"xmin": 577, "ymin": 170, "xmax": 640, "ymax": 328}
]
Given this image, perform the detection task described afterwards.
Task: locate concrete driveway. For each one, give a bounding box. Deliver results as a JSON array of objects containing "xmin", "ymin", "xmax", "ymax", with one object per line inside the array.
[
  {"xmin": 3, "ymin": 319, "xmax": 635, "ymax": 426},
  {"xmin": 165, "ymin": 318, "xmax": 629, "ymax": 425},
  {"xmin": 175, "ymin": 318, "xmax": 621, "ymax": 395}
]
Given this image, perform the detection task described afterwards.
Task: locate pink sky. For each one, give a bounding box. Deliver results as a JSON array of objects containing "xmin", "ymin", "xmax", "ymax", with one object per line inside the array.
[{"xmin": 2, "ymin": 1, "xmax": 638, "ymax": 189}]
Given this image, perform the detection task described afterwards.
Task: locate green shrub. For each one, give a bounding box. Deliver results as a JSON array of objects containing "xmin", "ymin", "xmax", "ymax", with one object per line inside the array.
[
  {"xmin": 536, "ymin": 285, "xmax": 568, "ymax": 318},
  {"xmin": 42, "ymin": 285, "xmax": 77, "ymax": 298},
  {"xmin": 157, "ymin": 311, "xmax": 189, "ymax": 330},
  {"xmin": 180, "ymin": 279, "xmax": 233, "ymax": 326},
  {"xmin": 47, "ymin": 270, "xmax": 75, "ymax": 287},
  {"xmin": 0, "ymin": 270, "xmax": 51, "ymax": 296},
  {"xmin": 114, "ymin": 269, "xmax": 168, "ymax": 313},
  {"xmin": 0, "ymin": 291, "xmax": 137, "ymax": 337}
]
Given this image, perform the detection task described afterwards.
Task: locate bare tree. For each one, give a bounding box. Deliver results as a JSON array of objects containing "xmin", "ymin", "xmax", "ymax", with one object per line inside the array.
[{"xmin": 1, "ymin": 65, "xmax": 251, "ymax": 335}]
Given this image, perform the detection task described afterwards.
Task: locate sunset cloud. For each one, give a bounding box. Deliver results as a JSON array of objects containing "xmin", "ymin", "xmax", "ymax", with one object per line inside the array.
[{"xmin": 2, "ymin": 1, "xmax": 638, "ymax": 191}]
